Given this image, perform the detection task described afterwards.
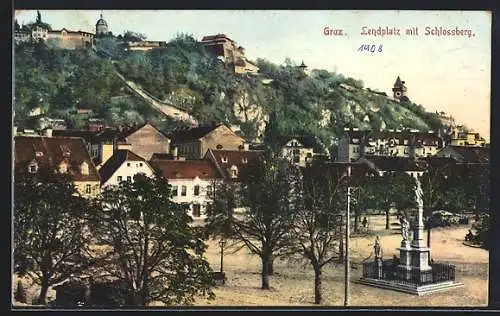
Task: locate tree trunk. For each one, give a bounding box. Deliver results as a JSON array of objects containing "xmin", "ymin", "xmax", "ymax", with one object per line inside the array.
[
  {"xmin": 261, "ymin": 255, "xmax": 271, "ymax": 290},
  {"xmin": 37, "ymin": 279, "xmax": 49, "ymax": 305},
  {"xmin": 427, "ymin": 227, "xmax": 431, "ymax": 249},
  {"xmin": 354, "ymin": 212, "xmax": 359, "ymax": 233},
  {"xmin": 131, "ymin": 290, "xmax": 146, "ymax": 306},
  {"xmin": 385, "ymin": 209, "xmax": 390, "ymax": 230},
  {"xmin": 268, "ymin": 256, "xmax": 274, "ymax": 275},
  {"xmin": 314, "ymin": 266, "xmax": 322, "ymax": 304}
]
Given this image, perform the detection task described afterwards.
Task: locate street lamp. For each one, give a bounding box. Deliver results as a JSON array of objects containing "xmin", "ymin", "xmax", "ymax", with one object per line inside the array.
[
  {"xmin": 219, "ymin": 238, "xmax": 226, "ymax": 273},
  {"xmin": 344, "ymin": 165, "xmax": 352, "ymax": 307}
]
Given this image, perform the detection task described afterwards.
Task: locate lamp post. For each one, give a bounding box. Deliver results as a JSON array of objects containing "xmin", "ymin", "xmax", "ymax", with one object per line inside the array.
[
  {"xmin": 344, "ymin": 165, "xmax": 352, "ymax": 307},
  {"xmin": 219, "ymin": 238, "xmax": 226, "ymax": 273}
]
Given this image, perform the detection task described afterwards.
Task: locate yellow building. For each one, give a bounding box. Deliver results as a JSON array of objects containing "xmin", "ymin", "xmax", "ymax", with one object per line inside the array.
[
  {"xmin": 169, "ymin": 123, "xmax": 248, "ymax": 160},
  {"xmin": 450, "ymin": 128, "xmax": 487, "ymax": 147},
  {"xmin": 14, "ymin": 135, "xmax": 101, "ymax": 198}
]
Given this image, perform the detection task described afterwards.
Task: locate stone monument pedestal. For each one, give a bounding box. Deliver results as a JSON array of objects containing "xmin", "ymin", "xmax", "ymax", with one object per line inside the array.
[{"xmin": 397, "ymin": 240, "xmax": 433, "ymax": 283}]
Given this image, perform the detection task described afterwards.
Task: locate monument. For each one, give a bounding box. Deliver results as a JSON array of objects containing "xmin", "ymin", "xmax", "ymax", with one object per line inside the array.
[
  {"xmin": 396, "ymin": 178, "xmax": 432, "ymax": 283},
  {"xmin": 356, "ymin": 173, "xmax": 464, "ymax": 295}
]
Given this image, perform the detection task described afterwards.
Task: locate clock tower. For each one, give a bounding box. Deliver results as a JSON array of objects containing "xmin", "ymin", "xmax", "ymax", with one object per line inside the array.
[{"xmin": 392, "ymin": 76, "xmax": 408, "ymax": 101}]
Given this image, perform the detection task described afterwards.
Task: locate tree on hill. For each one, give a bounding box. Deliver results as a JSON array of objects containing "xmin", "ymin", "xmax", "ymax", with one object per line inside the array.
[
  {"xmin": 14, "ymin": 166, "xmax": 94, "ymax": 304},
  {"xmin": 90, "ymin": 173, "xmax": 215, "ymax": 306},
  {"xmin": 121, "ymin": 31, "xmax": 147, "ymax": 42}
]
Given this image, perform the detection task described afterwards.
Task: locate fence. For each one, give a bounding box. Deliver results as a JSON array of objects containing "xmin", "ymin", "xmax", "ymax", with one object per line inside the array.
[{"xmin": 362, "ymin": 259, "xmax": 456, "ymax": 286}]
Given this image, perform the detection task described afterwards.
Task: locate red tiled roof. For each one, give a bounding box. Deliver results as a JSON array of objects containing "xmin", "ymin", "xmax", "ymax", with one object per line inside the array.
[
  {"xmin": 436, "ymin": 146, "xmax": 490, "ymax": 163},
  {"xmin": 14, "ymin": 136, "xmax": 100, "ymax": 182},
  {"xmin": 206, "ymin": 149, "xmax": 265, "ymax": 180},
  {"xmin": 201, "ymin": 34, "xmax": 234, "ymax": 42},
  {"xmin": 150, "ymin": 160, "xmax": 222, "ymax": 180}
]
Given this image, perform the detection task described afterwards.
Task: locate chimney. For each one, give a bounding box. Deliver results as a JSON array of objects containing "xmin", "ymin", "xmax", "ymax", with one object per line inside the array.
[
  {"xmin": 44, "ymin": 128, "xmax": 53, "ymax": 137},
  {"xmin": 243, "ymin": 143, "xmax": 249, "ymax": 151},
  {"xmin": 117, "ymin": 143, "xmax": 132, "ymax": 151}
]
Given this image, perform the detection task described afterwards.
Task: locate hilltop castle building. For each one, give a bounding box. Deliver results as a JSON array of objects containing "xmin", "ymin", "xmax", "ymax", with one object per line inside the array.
[
  {"xmin": 200, "ymin": 34, "xmax": 259, "ymax": 74},
  {"xmin": 95, "ymin": 12, "xmax": 109, "ymax": 36}
]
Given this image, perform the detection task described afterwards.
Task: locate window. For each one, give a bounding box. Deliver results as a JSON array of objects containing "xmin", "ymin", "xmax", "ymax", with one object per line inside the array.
[
  {"xmin": 221, "ymin": 156, "xmax": 228, "ymax": 163},
  {"xmin": 85, "ymin": 184, "xmax": 92, "ymax": 194},
  {"xmin": 242, "ymin": 157, "xmax": 248, "ymax": 164},
  {"xmin": 29, "ymin": 163, "xmax": 38, "ymax": 173},
  {"xmin": 404, "ymin": 148, "xmax": 409, "ymax": 154},
  {"xmin": 352, "ymin": 138, "xmax": 359, "ymax": 144},
  {"xmin": 127, "ymin": 176, "xmax": 132, "ymax": 182},
  {"xmin": 404, "ymin": 139, "xmax": 409, "ymax": 145},
  {"xmin": 181, "ymin": 185, "xmax": 187, "ymax": 196},
  {"xmin": 127, "ymin": 162, "xmax": 131, "ymax": 167},
  {"xmin": 194, "ymin": 185, "xmax": 200, "ymax": 196},
  {"xmin": 216, "ymin": 144, "xmax": 223, "ymax": 150},
  {"xmin": 206, "ymin": 185, "xmax": 213, "ymax": 196},
  {"xmin": 139, "ymin": 163, "xmax": 143, "ymax": 167},
  {"xmin": 117, "ymin": 176, "xmax": 123, "ymax": 182},
  {"xmin": 81, "ymin": 162, "xmax": 89, "ymax": 175},
  {"xmin": 230, "ymin": 165, "xmax": 238, "ymax": 178},
  {"xmin": 192, "ymin": 204, "xmax": 201, "ymax": 217},
  {"xmin": 59, "ymin": 162, "xmax": 68, "ymax": 173},
  {"xmin": 172, "ymin": 185, "xmax": 178, "ymax": 196},
  {"xmin": 293, "ymin": 155, "xmax": 300, "ymax": 163}
]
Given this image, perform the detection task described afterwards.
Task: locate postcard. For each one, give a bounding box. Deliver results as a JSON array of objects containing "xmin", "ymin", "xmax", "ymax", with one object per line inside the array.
[{"xmin": 12, "ymin": 9, "xmax": 491, "ymax": 309}]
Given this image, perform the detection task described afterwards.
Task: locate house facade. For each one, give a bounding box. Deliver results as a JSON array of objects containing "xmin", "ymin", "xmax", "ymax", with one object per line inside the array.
[
  {"xmin": 278, "ymin": 136, "xmax": 320, "ymax": 167},
  {"xmin": 98, "ymin": 149, "xmax": 155, "ymax": 188},
  {"xmin": 337, "ymin": 128, "xmax": 443, "ymax": 162},
  {"xmin": 169, "ymin": 124, "xmax": 248, "ymax": 160},
  {"xmin": 150, "ymin": 159, "xmax": 223, "ymax": 224},
  {"xmin": 14, "ymin": 135, "xmax": 101, "ymax": 198}
]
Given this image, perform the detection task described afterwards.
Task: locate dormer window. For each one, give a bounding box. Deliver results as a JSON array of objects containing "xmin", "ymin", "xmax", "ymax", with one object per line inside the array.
[
  {"xmin": 35, "ymin": 151, "xmax": 44, "ymax": 158},
  {"xmin": 352, "ymin": 138, "xmax": 359, "ymax": 144},
  {"xmin": 242, "ymin": 157, "xmax": 248, "ymax": 164},
  {"xmin": 221, "ymin": 156, "xmax": 228, "ymax": 163},
  {"xmin": 59, "ymin": 162, "xmax": 68, "ymax": 173},
  {"xmin": 81, "ymin": 162, "xmax": 89, "ymax": 175},
  {"xmin": 230, "ymin": 165, "xmax": 238, "ymax": 178},
  {"xmin": 28, "ymin": 162, "xmax": 38, "ymax": 173}
]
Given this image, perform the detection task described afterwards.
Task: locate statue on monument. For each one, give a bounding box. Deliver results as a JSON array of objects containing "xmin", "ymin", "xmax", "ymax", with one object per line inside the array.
[
  {"xmin": 374, "ymin": 236, "xmax": 382, "ymax": 260},
  {"xmin": 400, "ymin": 216, "xmax": 410, "ymax": 241}
]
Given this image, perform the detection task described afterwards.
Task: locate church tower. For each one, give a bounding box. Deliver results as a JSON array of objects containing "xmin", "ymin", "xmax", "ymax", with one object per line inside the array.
[
  {"xmin": 95, "ymin": 11, "xmax": 108, "ymax": 36},
  {"xmin": 392, "ymin": 76, "xmax": 409, "ymax": 102}
]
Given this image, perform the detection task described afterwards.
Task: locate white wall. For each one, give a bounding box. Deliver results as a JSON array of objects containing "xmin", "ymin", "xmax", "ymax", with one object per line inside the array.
[
  {"xmin": 167, "ymin": 177, "xmax": 216, "ymax": 220},
  {"xmin": 102, "ymin": 160, "xmax": 155, "ymax": 187}
]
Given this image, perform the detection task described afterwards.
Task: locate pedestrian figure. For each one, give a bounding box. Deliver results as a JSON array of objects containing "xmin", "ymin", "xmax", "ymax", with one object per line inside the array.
[{"xmin": 362, "ymin": 217, "xmax": 368, "ymax": 229}]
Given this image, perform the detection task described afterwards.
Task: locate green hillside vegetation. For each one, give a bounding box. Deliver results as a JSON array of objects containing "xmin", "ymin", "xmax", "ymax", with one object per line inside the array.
[{"xmin": 14, "ymin": 32, "xmax": 443, "ymax": 154}]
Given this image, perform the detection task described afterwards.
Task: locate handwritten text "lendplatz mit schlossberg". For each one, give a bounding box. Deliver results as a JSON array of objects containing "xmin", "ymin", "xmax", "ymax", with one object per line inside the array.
[{"xmin": 361, "ymin": 26, "xmax": 475, "ymax": 38}]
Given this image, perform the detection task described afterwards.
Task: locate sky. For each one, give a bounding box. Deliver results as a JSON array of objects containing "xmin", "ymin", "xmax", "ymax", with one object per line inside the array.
[{"xmin": 14, "ymin": 10, "xmax": 491, "ymax": 140}]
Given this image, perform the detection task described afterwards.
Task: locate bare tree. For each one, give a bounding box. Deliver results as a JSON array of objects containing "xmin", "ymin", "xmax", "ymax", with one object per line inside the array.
[
  {"xmin": 291, "ymin": 165, "xmax": 347, "ymax": 304},
  {"xmin": 230, "ymin": 153, "xmax": 302, "ymax": 289}
]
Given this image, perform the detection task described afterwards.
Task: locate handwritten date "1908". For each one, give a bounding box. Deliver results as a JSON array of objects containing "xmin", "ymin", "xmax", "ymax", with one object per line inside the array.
[{"xmin": 358, "ymin": 44, "xmax": 383, "ymax": 53}]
